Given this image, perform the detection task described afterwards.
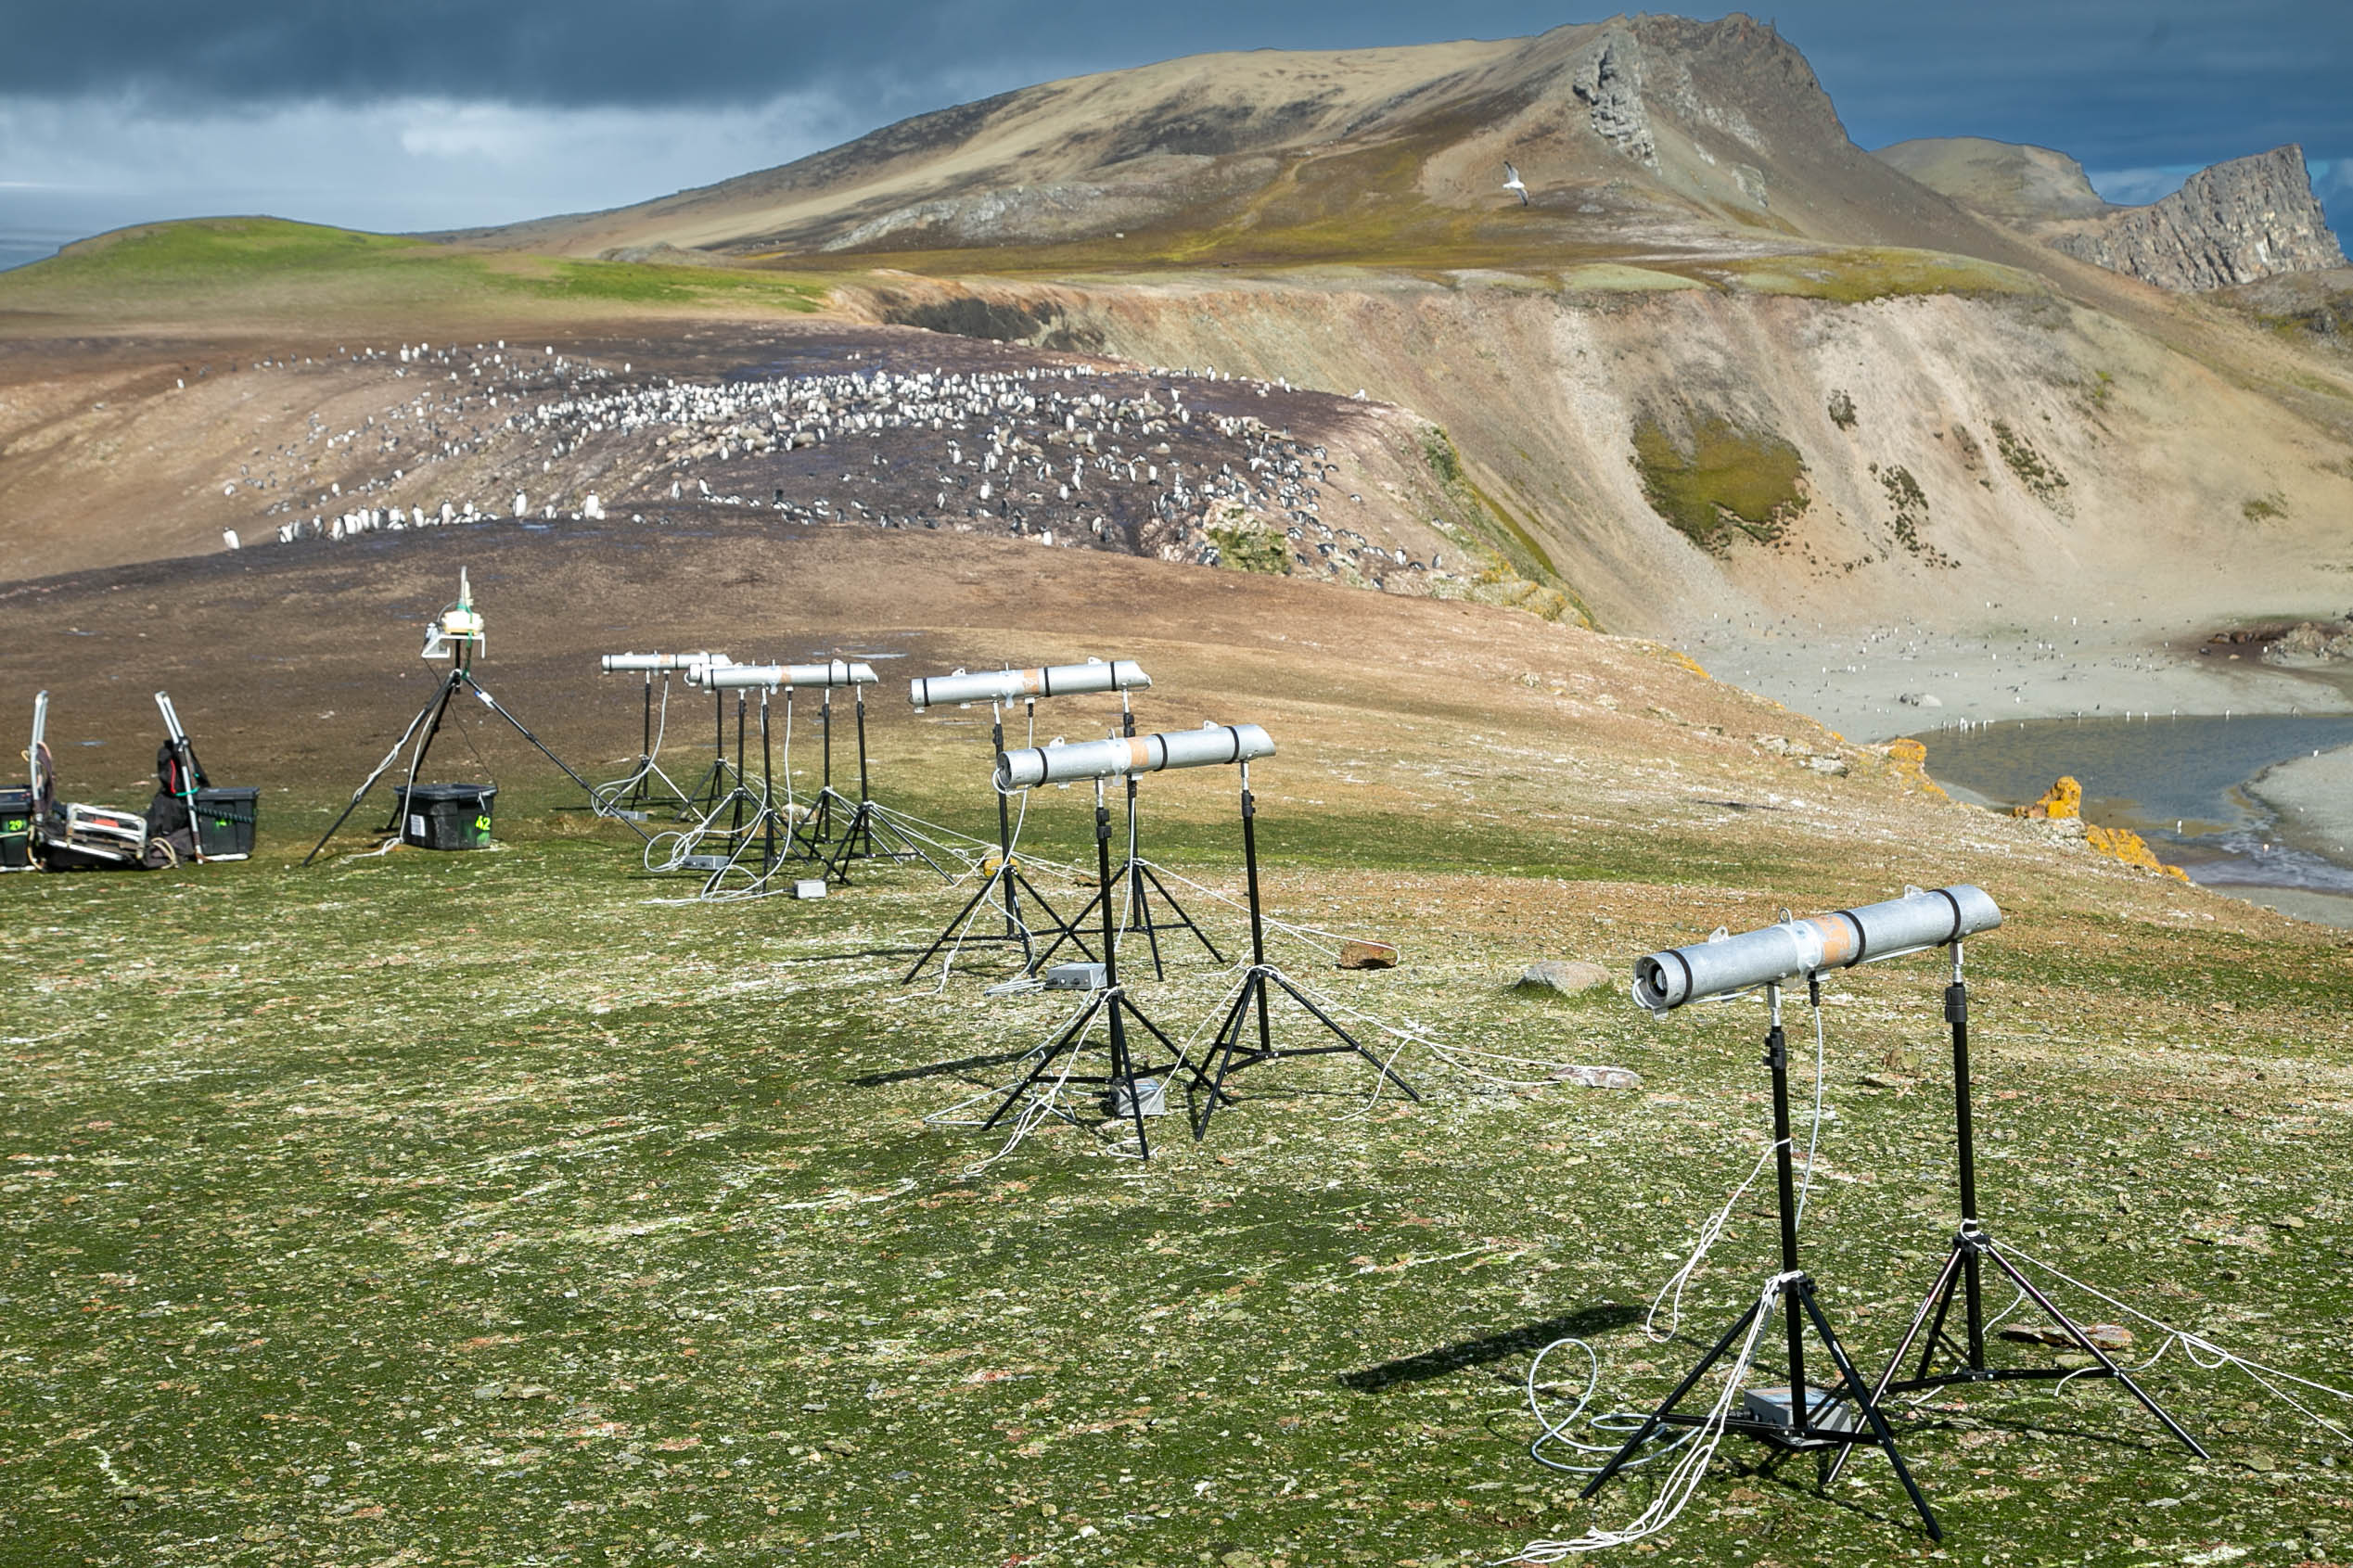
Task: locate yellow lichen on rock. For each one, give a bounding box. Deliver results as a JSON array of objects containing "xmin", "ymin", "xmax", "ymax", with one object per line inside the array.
[
  {"xmin": 2083, "ymin": 822, "xmax": 2193, "ymax": 882},
  {"xmin": 1881, "ymin": 737, "xmax": 1950, "ymax": 800},
  {"xmin": 2014, "ymin": 775, "xmax": 2084, "ymax": 820},
  {"xmin": 2016, "ymin": 774, "xmax": 2187, "ymax": 879}
]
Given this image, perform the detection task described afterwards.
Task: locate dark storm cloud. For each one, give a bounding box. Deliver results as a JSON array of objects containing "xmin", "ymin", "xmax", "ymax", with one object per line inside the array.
[{"xmin": 16, "ymin": 0, "xmax": 2349, "ymax": 164}]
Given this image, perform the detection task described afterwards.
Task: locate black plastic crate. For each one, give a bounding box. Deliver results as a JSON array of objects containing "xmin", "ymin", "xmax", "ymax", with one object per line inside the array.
[
  {"xmin": 392, "ymin": 784, "xmax": 496, "ymax": 850},
  {"xmin": 0, "ymin": 786, "xmax": 31, "ymax": 870},
  {"xmin": 192, "ymin": 787, "xmax": 260, "ymax": 860}
]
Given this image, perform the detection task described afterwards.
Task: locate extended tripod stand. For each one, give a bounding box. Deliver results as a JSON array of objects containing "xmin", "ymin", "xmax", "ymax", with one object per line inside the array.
[
  {"xmin": 676, "ymin": 681, "xmax": 744, "ymax": 819},
  {"xmin": 597, "ymin": 669, "xmax": 688, "ymax": 818},
  {"xmin": 902, "ymin": 696, "xmax": 1093, "ymax": 982},
  {"xmin": 1192, "ymin": 759, "xmax": 1417, "ymax": 1137},
  {"xmin": 1030, "ymin": 704, "xmax": 1221, "ymax": 978},
  {"xmin": 793, "ymin": 682, "xmax": 951, "ymax": 886},
  {"xmin": 1827, "ymin": 942, "xmax": 2207, "ymax": 1478},
  {"xmin": 303, "ymin": 650, "xmax": 651, "ymax": 865},
  {"xmin": 982, "ymin": 777, "xmax": 1190, "ymax": 1159},
  {"xmin": 1581, "ymin": 981, "xmax": 1942, "ymax": 1541}
]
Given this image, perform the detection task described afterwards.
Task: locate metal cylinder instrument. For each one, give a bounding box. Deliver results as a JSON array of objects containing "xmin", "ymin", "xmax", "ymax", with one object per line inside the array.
[
  {"xmin": 601, "ymin": 651, "xmax": 728, "ymax": 673},
  {"xmin": 909, "ymin": 659, "xmax": 1150, "ymax": 710},
  {"xmin": 1632, "ymin": 885, "xmax": 2001, "ymax": 1013},
  {"xmin": 689, "ymin": 660, "xmax": 878, "ymax": 691},
  {"xmin": 995, "ymin": 722, "xmax": 1273, "ymax": 790}
]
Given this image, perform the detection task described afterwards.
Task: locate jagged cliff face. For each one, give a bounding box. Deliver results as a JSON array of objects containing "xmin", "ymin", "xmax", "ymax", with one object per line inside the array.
[
  {"xmin": 2047, "ymin": 146, "xmax": 2346, "ymax": 290},
  {"xmin": 1891, "ymin": 139, "xmax": 2346, "ymax": 294}
]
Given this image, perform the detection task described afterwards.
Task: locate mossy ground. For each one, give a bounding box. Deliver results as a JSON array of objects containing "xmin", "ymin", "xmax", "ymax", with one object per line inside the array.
[
  {"xmin": 6, "ymin": 749, "xmax": 2351, "ymax": 1567},
  {"xmin": 1631, "ymin": 416, "xmax": 1808, "ymax": 555}
]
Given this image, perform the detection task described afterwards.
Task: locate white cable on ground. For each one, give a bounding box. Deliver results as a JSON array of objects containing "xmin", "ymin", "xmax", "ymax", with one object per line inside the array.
[
  {"xmin": 1997, "ymin": 1239, "xmax": 2353, "ymax": 1444},
  {"xmin": 1505, "ymin": 1273, "xmax": 1798, "ymax": 1561},
  {"xmin": 591, "ymin": 677, "xmax": 672, "ymax": 814}
]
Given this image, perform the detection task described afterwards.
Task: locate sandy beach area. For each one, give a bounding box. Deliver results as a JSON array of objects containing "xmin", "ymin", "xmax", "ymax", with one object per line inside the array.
[
  {"xmin": 1673, "ymin": 610, "xmax": 2353, "ymax": 743},
  {"xmin": 2249, "ymin": 744, "xmax": 2353, "ymax": 863}
]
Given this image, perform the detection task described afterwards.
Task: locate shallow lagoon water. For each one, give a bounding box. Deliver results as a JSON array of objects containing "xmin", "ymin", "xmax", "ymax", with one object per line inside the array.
[{"xmin": 1910, "ymin": 713, "xmax": 2353, "ymax": 920}]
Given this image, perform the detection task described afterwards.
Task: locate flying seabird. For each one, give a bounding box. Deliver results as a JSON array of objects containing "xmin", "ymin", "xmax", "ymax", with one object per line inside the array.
[{"xmin": 1503, "ymin": 161, "xmax": 1528, "ymax": 206}]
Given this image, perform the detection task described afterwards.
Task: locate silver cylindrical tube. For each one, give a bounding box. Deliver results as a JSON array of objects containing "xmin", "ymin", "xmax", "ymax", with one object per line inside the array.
[
  {"xmin": 698, "ymin": 663, "xmax": 787, "ymax": 690},
  {"xmin": 782, "ymin": 660, "xmax": 878, "ymax": 689},
  {"xmin": 909, "ymin": 659, "xmax": 1150, "ymax": 710},
  {"xmin": 602, "ymin": 651, "xmax": 724, "ymax": 673},
  {"xmin": 995, "ymin": 722, "xmax": 1273, "ymax": 789},
  {"xmin": 1631, "ymin": 885, "xmax": 2001, "ymax": 1013}
]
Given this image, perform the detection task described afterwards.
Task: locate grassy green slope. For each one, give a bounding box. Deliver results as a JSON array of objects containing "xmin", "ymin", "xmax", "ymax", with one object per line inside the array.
[{"xmin": 0, "ymin": 218, "xmax": 837, "ymax": 333}]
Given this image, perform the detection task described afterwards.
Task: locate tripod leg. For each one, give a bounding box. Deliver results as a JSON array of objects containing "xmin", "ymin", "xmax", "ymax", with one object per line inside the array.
[
  {"xmin": 1580, "ymin": 1298, "xmax": 1765, "ymax": 1500},
  {"xmin": 303, "ymin": 682, "xmax": 452, "ymax": 864},
  {"xmin": 1130, "ymin": 860, "xmax": 1168, "ymax": 979},
  {"xmin": 902, "ymin": 866, "xmax": 1013, "ymax": 984},
  {"xmin": 1983, "ymin": 1244, "xmax": 2209, "ymax": 1460},
  {"xmin": 469, "ymin": 679, "xmax": 655, "ymax": 844},
  {"xmin": 1107, "ymin": 995, "xmax": 1150, "ymax": 1160},
  {"xmin": 1033, "ymin": 882, "xmax": 1106, "ymax": 970},
  {"xmin": 1826, "ymin": 1243, "xmax": 1966, "ymax": 1485},
  {"xmin": 1271, "ymin": 973, "xmax": 1421, "ymax": 1101},
  {"xmin": 1140, "ymin": 864, "xmax": 1226, "ymax": 964},
  {"xmin": 1012, "ymin": 872, "xmax": 1093, "ymax": 963},
  {"xmin": 1796, "ymin": 1285, "xmax": 1941, "ymax": 1540},
  {"xmin": 1192, "ymin": 975, "xmax": 1260, "ymax": 1139},
  {"xmin": 980, "ymin": 998, "xmax": 1102, "ymax": 1132}
]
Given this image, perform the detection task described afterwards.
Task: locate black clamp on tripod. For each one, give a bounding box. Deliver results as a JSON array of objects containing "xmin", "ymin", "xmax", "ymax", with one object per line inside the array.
[
  {"xmin": 1582, "ymin": 980, "xmax": 1942, "ymax": 1541},
  {"xmin": 1031, "ymin": 700, "xmax": 1221, "ymax": 979},
  {"xmin": 981, "ymin": 776, "xmax": 1189, "ymax": 1159},
  {"xmin": 1190, "ymin": 759, "xmax": 1418, "ymax": 1138},
  {"xmin": 902, "ymin": 696, "xmax": 1093, "ymax": 982},
  {"xmin": 1828, "ymin": 941, "xmax": 2207, "ymax": 1478}
]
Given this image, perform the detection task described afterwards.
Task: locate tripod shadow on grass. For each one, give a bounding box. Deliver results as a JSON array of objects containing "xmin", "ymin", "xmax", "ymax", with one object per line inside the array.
[
  {"xmin": 1338, "ymin": 1302, "xmax": 1646, "ymax": 1393},
  {"xmin": 848, "ymin": 1047, "xmax": 1044, "ymax": 1088}
]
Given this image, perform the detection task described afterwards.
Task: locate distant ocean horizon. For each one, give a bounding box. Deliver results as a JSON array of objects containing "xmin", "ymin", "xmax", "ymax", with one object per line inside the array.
[{"xmin": 0, "ymin": 231, "xmax": 77, "ymax": 271}]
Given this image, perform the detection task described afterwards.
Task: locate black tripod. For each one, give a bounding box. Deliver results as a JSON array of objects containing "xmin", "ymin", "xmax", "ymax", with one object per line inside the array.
[
  {"xmin": 303, "ymin": 653, "xmax": 651, "ymax": 865},
  {"xmin": 598, "ymin": 669, "xmax": 687, "ymax": 817},
  {"xmin": 1030, "ymin": 705, "xmax": 1221, "ymax": 979},
  {"xmin": 1192, "ymin": 759, "xmax": 1417, "ymax": 1137},
  {"xmin": 902, "ymin": 697, "xmax": 1093, "ymax": 982},
  {"xmin": 676, "ymin": 681, "xmax": 742, "ymax": 819},
  {"xmin": 697, "ymin": 690, "xmax": 817, "ymax": 894},
  {"xmin": 795, "ymin": 682, "xmax": 952, "ymax": 886},
  {"xmin": 981, "ymin": 776, "xmax": 1189, "ymax": 1159},
  {"xmin": 1581, "ymin": 981, "xmax": 1942, "ymax": 1541},
  {"xmin": 1828, "ymin": 942, "xmax": 2207, "ymax": 1478}
]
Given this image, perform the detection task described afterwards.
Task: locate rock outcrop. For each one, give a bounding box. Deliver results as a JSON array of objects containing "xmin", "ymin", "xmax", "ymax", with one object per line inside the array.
[{"xmin": 2048, "ymin": 146, "xmax": 2345, "ymax": 291}]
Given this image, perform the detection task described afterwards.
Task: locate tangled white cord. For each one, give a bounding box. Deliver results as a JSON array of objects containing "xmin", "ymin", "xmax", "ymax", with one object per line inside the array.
[{"xmin": 1505, "ymin": 1273, "xmax": 1801, "ymax": 1561}]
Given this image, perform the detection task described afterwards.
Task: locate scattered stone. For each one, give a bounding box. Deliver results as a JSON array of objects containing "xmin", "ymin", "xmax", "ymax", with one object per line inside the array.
[
  {"xmin": 1999, "ymin": 1322, "xmax": 2133, "ymax": 1351},
  {"xmin": 2242, "ymin": 1449, "xmax": 2279, "ymax": 1473},
  {"xmin": 1857, "ymin": 1073, "xmax": 1909, "ymax": 1090},
  {"xmin": 1550, "ymin": 1064, "xmax": 1643, "ymax": 1090},
  {"xmin": 2270, "ymin": 1215, "xmax": 2306, "ymax": 1230},
  {"xmin": 1336, "ymin": 940, "xmax": 1399, "ymax": 970},
  {"xmin": 1514, "ymin": 960, "xmax": 1611, "ymax": 996},
  {"xmin": 1896, "ymin": 692, "xmax": 1943, "ymax": 708},
  {"xmin": 1804, "ymin": 756, "xmax": 1849, "ymax": 776},
  {"xmin": 1882, "ymin": 1045, "xmax": 1924, "ymax": 1072}
]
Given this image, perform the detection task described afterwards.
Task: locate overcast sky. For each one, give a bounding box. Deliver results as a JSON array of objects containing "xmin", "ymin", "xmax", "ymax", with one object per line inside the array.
[{"xmin": 4, "ymin": 1, "xmax": 2347, "ymax": 269}]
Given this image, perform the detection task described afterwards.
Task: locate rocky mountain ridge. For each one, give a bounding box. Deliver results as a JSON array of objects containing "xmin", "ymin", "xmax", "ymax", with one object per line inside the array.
[
  {"xmin": 1881, "ymin": 139, "xmax": 2345, "ymax": 293},
  {"xmin": 2047, "ymin": 145, "xmax": 2346, "ymax": 291}
]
